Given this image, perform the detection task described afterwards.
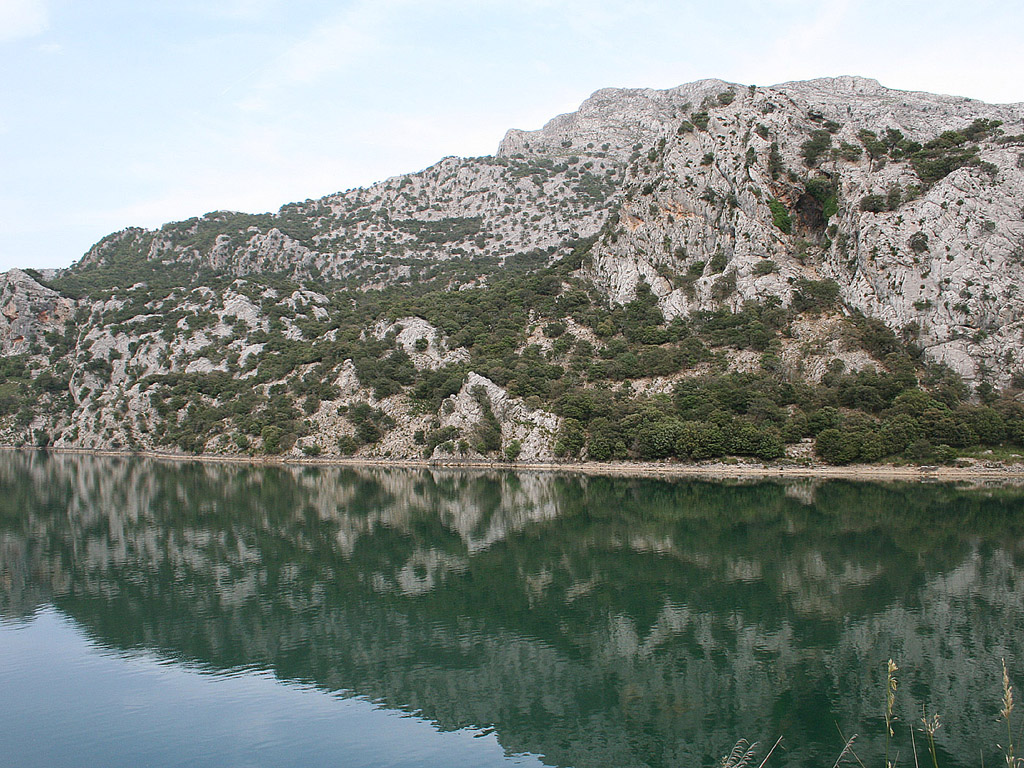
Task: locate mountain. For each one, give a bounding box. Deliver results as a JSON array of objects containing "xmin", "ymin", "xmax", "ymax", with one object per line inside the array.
[{"xmin": 3, "ymin": 76, "xmax": 1024, "ymax": 465}]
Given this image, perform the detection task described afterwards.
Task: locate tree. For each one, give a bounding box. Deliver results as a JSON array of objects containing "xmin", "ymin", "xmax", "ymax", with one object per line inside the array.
[
  {"xmin": 635, "ymin": 418, "xmax": 681, "ymax": 459},
  {"xmin": 554, "ymin": 418, "xmax": 585, "ymax": 458},
  {"xmin": 801, "ymin": 130, "xmax": 832, "ymax": 166},
  {"xmin": 675, "ymin": 421, "xmax": 725, "ymax": 460},
  {"xmin": 816, "ymin": 428, "xmax": 859, "ymax": 464}
]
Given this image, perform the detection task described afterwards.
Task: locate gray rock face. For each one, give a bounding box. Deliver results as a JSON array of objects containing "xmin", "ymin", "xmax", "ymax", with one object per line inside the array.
[
  {"xmin": 67, "ymin": 77, "xmax": 1024, "ymax": 385},
  {"xmin": 0, "ymin": 269, "xmax": 74, "ymax": 355},
  {"xmin": 571, "ymin": 77, "xmax": 1024, "ymax": 384},
  {"xmin": 500, "ymin": 79, "xmax": 736, "ymax": 160},
  {"xmin": 370, "ymin": 317, "xmax": 469, "ymax": 371},
  {"xmin": 435, "ymin": 373, "xmax": 561, "ymax": 462},
  {"xmin": 81, "ymin": 153, "xmax": 621, "ymax": 290}
]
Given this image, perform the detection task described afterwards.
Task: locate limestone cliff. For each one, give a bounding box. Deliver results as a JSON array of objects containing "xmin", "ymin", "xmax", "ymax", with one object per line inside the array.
[
  {"xmin": 571, "ymin": 76, "xmax": 1024, "ymax": 385},
  {"xmin": 2, "ymin": 76, "xmax": 1024, "ymax": 460}
]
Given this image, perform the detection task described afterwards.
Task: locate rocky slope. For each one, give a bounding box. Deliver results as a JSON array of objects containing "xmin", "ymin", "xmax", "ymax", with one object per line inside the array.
[
  {"xmin": 572, "ymin": 76, "xmax": 1024, "ymax": 385},
  {"xmin": 2, "ymin": 76, "xmax": 1024, "ymax": 462}
]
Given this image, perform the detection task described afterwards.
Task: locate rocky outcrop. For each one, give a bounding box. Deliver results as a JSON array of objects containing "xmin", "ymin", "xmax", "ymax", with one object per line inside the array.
[
  {"xmin": 370, "ymin": 317, "xmax": 469, "ymax": 370},
  {"xmin": 49, "ymin": 77, "xmax": 1024, "ymax": 389},
  {"xmin": 575, "ymin": 77, "xmax": 1024, "ymax": 384},
  {"xmin": 499, "ymin": 79, "xmax": 739, "ymax": 160},
  {"xmin": 0, "ymin": 269, "xmax": 74, "ymax": 355},
  {"xmin": 435, "ymin": 373, "xmax": 561, "ymax": 462},
  {"xmin": 80, "ymin": 152, "xmax": 621, "ymax": 292}
]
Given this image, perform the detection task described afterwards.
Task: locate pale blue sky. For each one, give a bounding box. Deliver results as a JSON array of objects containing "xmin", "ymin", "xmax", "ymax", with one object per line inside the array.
[{"xmin": 1, "ymin": 0, "xmax": 1021, "ymax": 272}]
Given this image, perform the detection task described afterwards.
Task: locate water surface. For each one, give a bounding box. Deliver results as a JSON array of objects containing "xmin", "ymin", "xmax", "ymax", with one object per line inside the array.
[{"xmin": 2, "ymin": 452, "xmax": 1023, "ymax": 767}]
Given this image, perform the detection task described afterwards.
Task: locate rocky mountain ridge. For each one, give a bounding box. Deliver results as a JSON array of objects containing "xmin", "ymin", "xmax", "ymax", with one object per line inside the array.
[
  {"xmin": 3, "ymin": 76, "xmax": 1024, "ymax": 464},
  {"xmin": 575, "ymin": 76, "xmax": 1024, "ymax": 384}
]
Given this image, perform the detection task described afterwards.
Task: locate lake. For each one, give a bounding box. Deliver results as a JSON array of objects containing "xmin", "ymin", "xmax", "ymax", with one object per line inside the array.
[{"xmin": 1, "ymin": 451, "xmax": 1023, "ymax": 767}]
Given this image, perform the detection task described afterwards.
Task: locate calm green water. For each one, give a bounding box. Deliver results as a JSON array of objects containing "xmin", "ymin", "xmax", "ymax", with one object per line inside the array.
[{"xmin": 2, "ymin": 453, "xmax": 1024, "ymax": 768}]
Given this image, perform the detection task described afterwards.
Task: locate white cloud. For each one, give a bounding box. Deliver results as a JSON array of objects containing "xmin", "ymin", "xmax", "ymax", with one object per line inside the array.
[{"xmin": 0, "ymin": 0, "xmax": 48, "ymax": 42}]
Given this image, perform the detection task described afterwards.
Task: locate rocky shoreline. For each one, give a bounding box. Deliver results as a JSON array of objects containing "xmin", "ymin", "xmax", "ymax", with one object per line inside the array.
[{"xmin": 6, "ymin": 444, "xmax": 1024, "ymax": 484}]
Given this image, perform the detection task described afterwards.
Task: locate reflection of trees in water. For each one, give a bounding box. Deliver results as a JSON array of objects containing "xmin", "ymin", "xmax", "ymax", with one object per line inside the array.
[{"xmin": 1, "ymin": 451, "xmax": 1023, "ymax": 767}]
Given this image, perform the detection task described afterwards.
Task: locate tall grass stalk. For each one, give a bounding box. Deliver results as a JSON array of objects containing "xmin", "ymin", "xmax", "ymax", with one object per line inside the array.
[
  {"xmin": 719, "ymin": 660, "xmax": 1020, "ymax": 768},
  {"xmin": 887, "ymin": 659, "xmax": 899, "ymax": 768},
  {"xmin": 833, "ymin": 734, "xmax": 858, "ymax": 768},
  {"xmin": 921, "ymin": 707, "xmax": 941, "ymax": 768},
  {"xmin": 719, "ymin": 737, "xmax": 783, "ymax": 768},
  {"xmin": 719, "ymin": 739, "xmax": 759, "ymax": 768},
  {"xmin": 1002, "ymin": 658, "xmax": 1018, "ymax": 768},
  {"xmin": 756, "ymin": 736, "xmax": 784, "ymax": 768},
  {"xmin": 835, "ymin": 724, "xmax": 867, "ymax": 768}
]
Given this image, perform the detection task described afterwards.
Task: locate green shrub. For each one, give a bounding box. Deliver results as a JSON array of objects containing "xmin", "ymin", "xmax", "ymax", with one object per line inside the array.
[
  {"xmin": 554, "ymin": 418, "xmax": 585, "ymax": 457},
  {"xmin": 804, "ymin": 177, "xmax": 838, "ymax": 222},
  {"xmin": 860, "ymin": 194, "xmax": 888, "ymax": 212},
  {"xmin": 471, "ymin": 385, "xmax": 502, "ymax": 454},
  {"xmin": 801, "ymin": 130, "xmax": 832, "ymax": 166},
  {"xmin": 768, "ymin": 199, "xmax": 792, "ymax": 234},
  {"xmin": 675, "ymin": 421, "xmax": 725, "ymax": 460},
  {"xmin": 857, "ymin": 128, "xmax": 887, "ymax": 161},
  {"xmin": 768, "ymin": 142, "xmax": 784, "ymax": 178},
  {"xmin": 396, "ymin": 216, "xmax": 483, "ymax": 244},
  {"xmin": 635, "ymin": 418, "xmax": 683, "ymax": 459},
  {"xmin": 791, "ymin": 278, "xmax": 841, "ymax": 314},
  {"xmin": 261, "ymin": 425, "xmax": 284, "ymax": 454},
  {"xmin": 816, "ymin": 428, "xmax": 859, "ymax": 464},
  {"xmin": 543, "ymin": 321, "xmax": 566, "ymax": 338},
  {"xmin": 711, "ymin": 270, "xmax": 737, "ymax": 301},
  {"xmin": 838, "ymin": 142, "xmax": 862, "ymax": 161}
]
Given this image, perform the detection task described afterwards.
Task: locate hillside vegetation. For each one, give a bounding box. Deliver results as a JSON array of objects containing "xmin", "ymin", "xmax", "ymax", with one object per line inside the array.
[{"xmin": 2, "ymin": 76, "xmax": 1024, "ymax": 466}]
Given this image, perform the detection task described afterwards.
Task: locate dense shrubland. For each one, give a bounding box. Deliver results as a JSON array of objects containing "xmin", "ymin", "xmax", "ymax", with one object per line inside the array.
[{"xmin": 11, "ymin": 231, "xmax": 1024, "ymax": 467}]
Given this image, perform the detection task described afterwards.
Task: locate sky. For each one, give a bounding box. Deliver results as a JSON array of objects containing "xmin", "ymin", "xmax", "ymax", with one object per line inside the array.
[{"xmin": 1, "ymin": 0, "xmax": 1022, "ymax": 273}]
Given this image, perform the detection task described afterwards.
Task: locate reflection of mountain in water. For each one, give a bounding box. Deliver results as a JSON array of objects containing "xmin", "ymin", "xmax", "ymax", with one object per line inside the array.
[{"xmin": 2, "ymin": 452, "xmax": 1024, "ymax": 768}]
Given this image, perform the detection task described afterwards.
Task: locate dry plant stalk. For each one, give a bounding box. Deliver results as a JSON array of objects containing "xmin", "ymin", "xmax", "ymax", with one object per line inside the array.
[
  {"xmin": 1002, "ymin": 658, "xmax": 1018, "ymax": 768},
  {"xmin": 718, "ymin": 736, "xmax": 783, "ymax": 768},
  {"xmin": 723, "ymin": 661, "xmax": 1021, "ymax": 768},
  {"xmin": 832, "ymin": 734, "xmax": 857, "ymax": 768},
  {"xmin": 921, "ymin": 707, "xmax": 941, "ymax": 768},
  {"xmin": 720, "ymin": 739, "xmax": 759, "ymax": 768},
  {"xmin": 887, "ymin": 659, "xmax": 900, "ymax": 768}
]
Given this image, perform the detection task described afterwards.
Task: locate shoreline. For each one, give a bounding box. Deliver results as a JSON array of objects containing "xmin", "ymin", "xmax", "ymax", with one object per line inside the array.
[{"xmin": 5, "ymin": 444, "xmax": 1024, "ymax": 484}]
